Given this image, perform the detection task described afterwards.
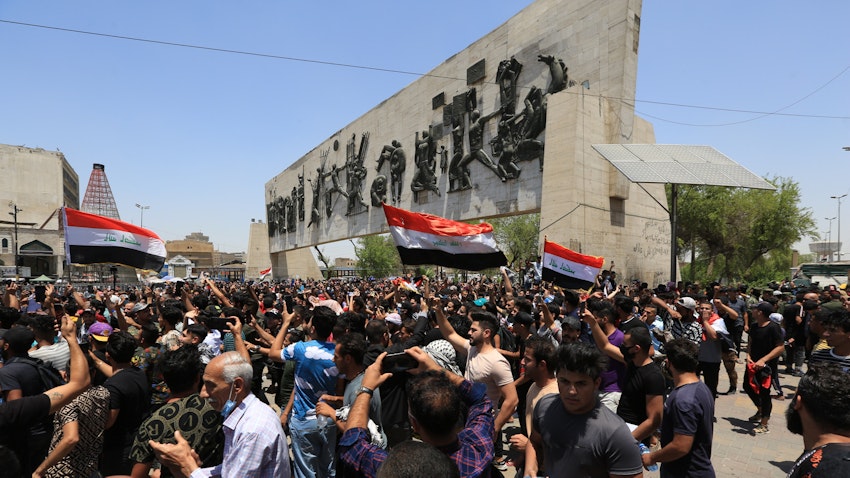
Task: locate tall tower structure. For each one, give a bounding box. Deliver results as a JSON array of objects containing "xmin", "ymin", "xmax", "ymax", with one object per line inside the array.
[{"xmin": 80, "ymin": 163, "xmax": 120, "ymax": 219}]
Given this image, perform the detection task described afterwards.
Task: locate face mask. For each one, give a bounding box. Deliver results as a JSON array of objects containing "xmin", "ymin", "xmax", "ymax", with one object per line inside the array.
[
  {"xmin": 619, "ymin": 344, "xmax": 635, "ymax": 361},
  {"xmin": 221, "ymin": 382, "xmax": 237, "ymax": 418}
]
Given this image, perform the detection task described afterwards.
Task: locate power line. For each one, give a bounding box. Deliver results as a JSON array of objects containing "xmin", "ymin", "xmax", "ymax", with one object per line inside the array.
[{"xmin": 2, "ymin": 18, "xmax": 848, "ymax": 124}]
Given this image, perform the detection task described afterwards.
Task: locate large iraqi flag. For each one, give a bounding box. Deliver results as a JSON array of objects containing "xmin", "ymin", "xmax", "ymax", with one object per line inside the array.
[
  {"xmin": 63, "ymin": 207, "xmax": 166, "ymax": 271},
  {"xmin": 541, "ymin": 240, "xmax": 604, "ymax": 290},
  {"xmin": 382, "ymin": 204, "xmax": 507, "ymax": 271}
]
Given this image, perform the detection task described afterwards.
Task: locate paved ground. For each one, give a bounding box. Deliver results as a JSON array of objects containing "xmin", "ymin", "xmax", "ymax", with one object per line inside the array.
[{"xmin": 499, "ymin": 358, "xmax": 804, "ymax": 478}]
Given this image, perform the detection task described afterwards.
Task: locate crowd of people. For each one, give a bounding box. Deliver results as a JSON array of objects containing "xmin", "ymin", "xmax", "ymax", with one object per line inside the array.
[{"xmin": 0, "ymin": 266, "xmax": 849, "ymax": 478}]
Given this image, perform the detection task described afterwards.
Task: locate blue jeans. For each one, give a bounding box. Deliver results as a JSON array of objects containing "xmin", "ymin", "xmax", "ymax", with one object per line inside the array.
[{"xmin": 290, "ymin": 416, "xmax": 337, "ymax": 478}]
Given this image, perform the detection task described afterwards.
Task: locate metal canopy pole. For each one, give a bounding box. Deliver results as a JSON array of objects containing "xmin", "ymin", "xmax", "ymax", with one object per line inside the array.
[{"xmin": 670, "ymin": 184, "xmax": 678, "ymax": 283}]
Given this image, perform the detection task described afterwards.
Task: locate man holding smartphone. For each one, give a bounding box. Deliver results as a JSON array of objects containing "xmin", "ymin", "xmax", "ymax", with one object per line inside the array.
[{"xmin": 431, "ymin": 296, "xmax": 518, "ymax": 470}]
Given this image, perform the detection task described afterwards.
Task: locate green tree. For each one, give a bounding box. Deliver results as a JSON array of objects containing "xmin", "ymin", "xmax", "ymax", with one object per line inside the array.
[
  {"xmin": 673, "ymin": 176, "xmax": 817, "ymax": 284},
  {"xmin": 490, "ymin": 213, "xmax": 540, "ymax": 267},
  {"xmin": 355, "ymin": 234, "xmax": 402, "ymax": 278}
]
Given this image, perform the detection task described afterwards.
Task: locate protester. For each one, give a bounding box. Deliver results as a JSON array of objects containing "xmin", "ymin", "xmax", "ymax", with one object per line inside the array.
[
  {"xmin": 525, "ymin": 342, "xmax": 643, "ymax": 478},
  {"xmin": 338, "ymin": 347, "xmax": 495, "ymax": 478},
  {"xmin": 641, "ymin": 338, "xmax": 715, "ymax": 477},
  {"xmin": 786, "ymin": 363, "xmax": 850, "ymax": 477},
  {"xmin": 744, "ymin": 302, "xmax": 785, "ymax": 435},
  {"xmin": 0, "ymin": 315, "xmax": 90, "ymax": 474},
  {"xmin": 150, "ymin": 350, "xmax": 290, "ymax": 477}
]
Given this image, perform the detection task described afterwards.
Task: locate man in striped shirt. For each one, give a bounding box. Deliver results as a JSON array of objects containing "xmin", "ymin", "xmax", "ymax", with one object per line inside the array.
[{"xmin": 809, "ymin": 310, "xmax": 850, "ymax": 370}]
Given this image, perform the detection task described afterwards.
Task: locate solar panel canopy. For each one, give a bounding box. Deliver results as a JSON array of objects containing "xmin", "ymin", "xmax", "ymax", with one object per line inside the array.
[{"xmin": 592, "ymin": 144, "xmax": 775, "ymax": 190}]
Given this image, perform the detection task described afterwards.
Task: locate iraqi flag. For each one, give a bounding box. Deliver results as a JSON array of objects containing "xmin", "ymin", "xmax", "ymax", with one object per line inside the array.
[
  {"xmin": 541, "ymin": 240, "xmax": 604, "ymax": 290},
  {"xmin": 259, "ymin": 266, "xmax": 272, "ymax": 278},
  {"xmin": 63, "ymin": 207, "xmax": 166, "ymax": 271},
  {"xmin": 382, "ymin": 204, "xmax": 507, "ymax": 271}
]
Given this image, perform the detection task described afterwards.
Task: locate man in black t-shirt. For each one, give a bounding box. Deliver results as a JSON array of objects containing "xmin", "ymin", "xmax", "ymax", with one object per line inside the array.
[
  {"xmin": 744, "ymin": 302, "xmax": 785, "ymax": 435},
  {"xmin": 0, "ymin": 326, "xmax": 52, "ymax": 474},
  {"xmin": 0, "ymin": 316, "xmax": 92, "ymax": 474},
  {"xmin": 585, "ymin": 312, "xmax": 665, "ymax": 444},
  {"xmin": 786, "ymin": 364, "xmax": 850, "ymax": 477},
  {"xmin": 102, "ymin": 331, "xmax": 151, "ymax": 476}
]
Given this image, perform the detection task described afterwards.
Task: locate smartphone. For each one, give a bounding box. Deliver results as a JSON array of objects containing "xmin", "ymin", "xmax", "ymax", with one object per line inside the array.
[
  {"xmin": 283, "ymin": 295, "xmax": 294, "ymax": 312},
  {"xmin": 208, "ymin": 317, "xmax": 236, "ymax": 331},
  {"xmin": 381, "ymin": 351, "xmax": 418, "ymax": 373}
]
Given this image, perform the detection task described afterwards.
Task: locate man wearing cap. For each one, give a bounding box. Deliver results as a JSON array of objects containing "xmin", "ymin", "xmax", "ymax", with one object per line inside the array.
[
  {"xmin": 745, "ymin": 302, "xmax": 785, "ymax": 435},
  {"xmin": 671, "ymin": 297, "xmax": 703, "ymax": 346},
  {"xmin": 0, "ymin": 326, "xmax": 54, "ymax": 473}
]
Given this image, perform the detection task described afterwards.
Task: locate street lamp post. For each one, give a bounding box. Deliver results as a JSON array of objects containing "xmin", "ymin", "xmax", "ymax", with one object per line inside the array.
[
  {"xmin": 135, "ymin": 203, "xmax": 150, "ymax": 228},
  {"xmin": 826, "ymin": 216, "xmax": 837, "ymax": 262},
  {"xmin": 831, "ymin": 194, "xmax": 847, "ymax": 261},
  {"xmin": 8, "ymin": 202, "xmax": 21, "ymax": 278}
]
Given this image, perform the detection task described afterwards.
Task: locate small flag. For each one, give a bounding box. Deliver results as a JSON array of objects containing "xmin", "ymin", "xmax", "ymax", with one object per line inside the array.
[
  {"xmin": 382, "ymin": 204, "xmax": 507, "ymax": 271},
  {"xmin": 260, "ymin": 266, "xmax": 272, "ymax": 278},
  {"xmin": 541, "ymin": 240, "xmax": 604, "ymax": 290},
  {"xmin": 63, "ymin": 207, "xmax": 166, "ymax": 271}
]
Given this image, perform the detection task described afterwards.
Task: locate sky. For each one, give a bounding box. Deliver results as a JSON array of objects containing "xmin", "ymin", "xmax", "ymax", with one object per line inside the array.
[{"xmin": 1, "ymin": 1, "xmax": 848, "ymax": 263}]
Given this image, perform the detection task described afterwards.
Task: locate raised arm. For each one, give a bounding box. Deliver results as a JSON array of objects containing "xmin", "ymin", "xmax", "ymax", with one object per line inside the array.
[
  {"xmin": 268, "ymin": 302, "xmax": 295, "ymax": 363},
  {"xmin": 45, "ymin": 315, "xmax": 91, "ymax": 413},
  {"xmin": 205, "ymin": 278, "xmax": 234, "ymax": 308},
  {"xmin": 429, "ymin": 296, "xmax": 470, "ymax": 354},
  {"xmin": 582, "ymin": 308, "xmax": 625, "ymax": 364},
  {"xmin": 226, "ymin": 318, "xmax": 250, "ymax": 362}
]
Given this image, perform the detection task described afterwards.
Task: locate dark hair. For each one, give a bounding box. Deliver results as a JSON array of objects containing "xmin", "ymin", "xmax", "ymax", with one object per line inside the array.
[
  {"xmin": 185, "ymin": 323, "xmax": 208, "ymax": 342},
  {"xmin": 311, "ymin": 306, "xmax": 336, "ymax": 340},
  {"xmin": 3, "ymin": 326, "xmax": 35, "ymax": 356},
  {"xmin": 0, "ymin": 307, "xmax": 20, "ymax": 329},
  {"xmin": 665, "ymin": 338, "xmax": 700, "ymax": 373},
  {"xmin": 406, "ymin": 371, "xmax": 462, "ymax": 438},
  {"xmin": 588, "ymin": 299, "xmax": 617, "ymax": 323},
  {"xmin": 562, "ymin": 289, "xmax": 579, "ymax": 308},
  {"xmin": 626, "ymin": 326, "xmax": 652, "ymax": 351},
  {"xmin": 286, "ymin": 328, "xmax": 305, "ymax": 343},
  {"xmin": 525, "ymin": 335, "xmax": 557, "ymax": 373},
  {"xmin": 783, "ymin": 304, "xmax": 802, "ymax": 324},
  {"xmin": 556, "ymin": 342, "xmax": 607, "ymax": 380},
  {"xmin": 106, "ymin": 331, "xmax": 138, "ymax": 363},
  {"xmin": 448, "ymin": 315, "xmax": 471, "ymax": 339},
  {"xmin": 161, "ymin": 345, "xmax": 202, "ymax": 393},
  {"xmin": 365, "ymin": 319, "xmax": 387, "ymax": 344},
  {"xmin": 30, "ymin": 315, "xmax": 56, "ymax": 338},
  {"xmin": 613, "ymin": 295, "xmax": 636, "ymax": 315},
  {"xmin": 221, "ymin": 307, "xmax": 245, "ymax": 324},
  {"xmin": 469, "ymin": 312, "xmax": 498, "ymax": 337},
  {"xmin": 796, "ymin": 364, "xmax": 850, "ymax": 431},
  {"xmin": 514, "ymin": 298, "xmax": 533, "ymax": 314},
  {"xmin": 826, "ymin": 309, "xmax": 850, "ymax": 333},
  {"xmin": 376, "ymin": 440, "xmax": 459, "ymax": 478},
  {"xmin": 337, "ymin": 332, "xmax": 367, "ymax": 365},
  {"xmin": 139, "ymin": 323, "xmax": 160, "ymax": 346},
  {"xmin": 401, "ymin": 318, "xmax": 417, "ymax": 333},
  {"xmin": 161, "ymin": 306, "xmax": 183, "ymax": 328}
]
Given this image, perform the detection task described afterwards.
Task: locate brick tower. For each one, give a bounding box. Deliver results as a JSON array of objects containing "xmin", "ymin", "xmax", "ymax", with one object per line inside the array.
[{"xmin": 80, "ymin": 163, "xmax": 120, "ymax": 219}]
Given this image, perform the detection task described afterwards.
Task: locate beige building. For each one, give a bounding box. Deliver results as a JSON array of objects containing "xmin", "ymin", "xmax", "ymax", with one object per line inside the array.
[
  {"xmin": 0, "ymin": 144, "xmax": 79, "ymax": 277},
  {"xmin": 165, "ymin": 233, "xmax": 215, "ymax": 269}
]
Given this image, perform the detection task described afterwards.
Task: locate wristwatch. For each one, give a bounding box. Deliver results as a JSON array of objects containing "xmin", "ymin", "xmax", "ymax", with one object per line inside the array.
[{"xmin": 357, "ymin": 386, "xmax": 374, "ymax": 397}]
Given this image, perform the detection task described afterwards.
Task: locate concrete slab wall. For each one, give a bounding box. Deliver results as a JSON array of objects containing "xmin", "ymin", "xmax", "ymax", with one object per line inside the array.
[{"xmin": 266, "ymin": 0, "xmax": 670, "ymax": 281}]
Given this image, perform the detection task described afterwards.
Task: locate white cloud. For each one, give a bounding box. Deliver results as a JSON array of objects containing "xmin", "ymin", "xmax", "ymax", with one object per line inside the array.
[{"xmin": 304, "ymin": 345, "xmax": 334, "ymax": 361}]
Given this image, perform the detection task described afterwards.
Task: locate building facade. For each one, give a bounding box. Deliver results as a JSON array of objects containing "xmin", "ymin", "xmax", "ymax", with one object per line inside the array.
[{"xmin": 0, "ymin": 144, "xmax": 79, "ymax": 278}]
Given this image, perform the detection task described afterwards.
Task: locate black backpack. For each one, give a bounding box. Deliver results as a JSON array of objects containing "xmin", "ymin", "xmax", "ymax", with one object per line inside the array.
[
  {"xmin": 8, "ymin": 356, "xmax": 66, "ymax": 391},
  {"xmin": 497, "ymin": 325, "xmax": 517, "ymax": 353}
]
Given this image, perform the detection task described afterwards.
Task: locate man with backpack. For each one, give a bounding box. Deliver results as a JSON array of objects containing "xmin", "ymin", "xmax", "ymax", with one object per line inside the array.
[{"xmin": 0, "ymin": 325, "xmax": 62, "ymax": 474}]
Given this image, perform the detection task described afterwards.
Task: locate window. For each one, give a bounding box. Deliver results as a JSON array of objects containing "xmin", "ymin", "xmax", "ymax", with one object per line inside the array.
[{"xmin": 1, "ymin": 238, "xmax": 8, "ymax": 254}]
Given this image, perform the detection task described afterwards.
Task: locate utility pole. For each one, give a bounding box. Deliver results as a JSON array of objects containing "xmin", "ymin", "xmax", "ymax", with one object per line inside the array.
[
  {"xmin": 831, "ymin": 194, "xmax": 847, "ymax": 261},
  {"xmin": 8, "ymin": 202, "xmax": 21, "ymax": 278}
]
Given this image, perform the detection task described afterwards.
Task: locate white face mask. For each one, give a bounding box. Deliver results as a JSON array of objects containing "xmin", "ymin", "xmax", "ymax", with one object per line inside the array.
[{"xmin": 220, "ymin": 382, "xmax": 237, "ymax": 418}]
